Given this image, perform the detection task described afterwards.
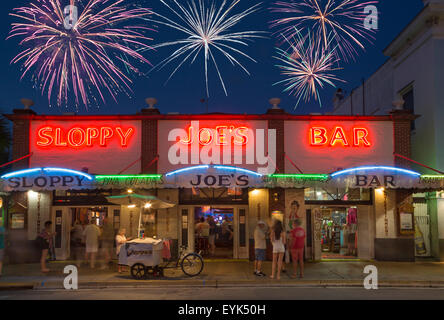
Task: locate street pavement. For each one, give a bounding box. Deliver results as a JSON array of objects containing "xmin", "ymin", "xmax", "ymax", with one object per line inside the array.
[
  {"xmin": 1, "ymin": 286, "xmax": 444, "ymax": 300},
  {"xmin": 1, "ymin": 259, "xmax": 444, "ymax": 291}
]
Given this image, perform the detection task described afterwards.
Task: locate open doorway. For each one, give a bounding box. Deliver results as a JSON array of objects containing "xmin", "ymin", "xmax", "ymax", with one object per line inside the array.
[
  {"xmin": 195, "ymin": 206, "xmax": 234, "ymax": 258},
  {"xmin": 320, "ymin": 207, "xmax": 358, "ymax": 259}
]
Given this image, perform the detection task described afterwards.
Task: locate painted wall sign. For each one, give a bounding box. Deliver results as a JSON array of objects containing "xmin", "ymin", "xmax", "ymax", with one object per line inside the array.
[
  {"xmin": 0, "ymin": 168, "xmax": 94, "ymax": 191},
  {"xmin": 329, "ymin": 166, "xmax": 421, "ymax": 189},
  {"xmin": 163, "ymin": 165, "xmax": 264, "ymax": 188},
  {"xmin": 159, "ymin": 120, "xmax": 276, "ymax": 175},
  {"xmin": 30, "ymin": 120, "xmax": 142, "ymax": 174}
]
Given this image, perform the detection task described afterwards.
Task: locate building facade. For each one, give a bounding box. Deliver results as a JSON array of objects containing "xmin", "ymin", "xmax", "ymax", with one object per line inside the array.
[
  {"xmin": 332, "ymin": 0, "xmax": 444, "ymax": 260},
  {"xmin": 1, "ymin": 106, "xmax": 443, "ymax": 264}
]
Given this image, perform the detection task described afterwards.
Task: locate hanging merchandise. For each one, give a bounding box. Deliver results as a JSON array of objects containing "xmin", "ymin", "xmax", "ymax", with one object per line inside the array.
[{"xmin": 414, "ymin": 221, "xmax": 427, "ymax": 255}]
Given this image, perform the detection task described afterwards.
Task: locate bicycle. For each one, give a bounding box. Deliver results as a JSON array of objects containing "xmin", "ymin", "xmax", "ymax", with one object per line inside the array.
[{"xmin": 129, "ymin": 245, "xmax": 204, "ymax": 280}]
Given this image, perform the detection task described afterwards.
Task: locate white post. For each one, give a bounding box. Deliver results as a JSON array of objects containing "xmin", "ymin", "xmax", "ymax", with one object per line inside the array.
[{"xmin": 137, "ymin": 206, "xmax": 142, "ymax": 239}]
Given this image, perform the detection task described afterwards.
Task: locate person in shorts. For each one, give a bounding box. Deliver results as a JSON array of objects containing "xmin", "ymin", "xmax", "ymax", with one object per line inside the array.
[
  {"xmin": 83, "ymin": 219, "xmax": 101, "ymax": 269},
  {"xmin": 290, "ymin": 219, "xmax": 306, "ymax": 278},
  {"xmin": 254, "ymin": 221, "xmax": 267, "ymax": 277}
]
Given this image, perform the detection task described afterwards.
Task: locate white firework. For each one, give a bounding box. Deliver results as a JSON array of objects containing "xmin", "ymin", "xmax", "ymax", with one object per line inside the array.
[{"xmin": 147, "ymin": 0, "xmax": 264, "ymax": 96}]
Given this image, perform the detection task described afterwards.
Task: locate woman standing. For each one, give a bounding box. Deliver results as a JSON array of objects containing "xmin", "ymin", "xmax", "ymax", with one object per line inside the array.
[{"xmin": 270, "ymin": 219, "xmax": 286, "ymax": 280}]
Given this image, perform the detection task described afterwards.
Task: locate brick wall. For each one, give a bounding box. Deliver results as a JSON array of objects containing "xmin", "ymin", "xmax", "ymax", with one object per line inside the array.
[
  {"xmin": 141, "ymin": 108, "xmax": 160, "ymax": 174},
  {"xmin": 11, "ymin": 110, "xmax": 35, "ymax": 170},
  {"xmin": 391, "ymin": 109, "xmax": 417, "ymax": 169}
]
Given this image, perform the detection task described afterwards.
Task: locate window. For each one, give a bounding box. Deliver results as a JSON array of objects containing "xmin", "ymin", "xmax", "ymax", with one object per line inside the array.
[
  {"xmin": 304, "ymin": 187, "xmax": 372, "ymax": 205},
  {"xmin": 179, "ymin": 188, "xmax": 248, "ymax": 205},
  {"xmin": 401, "ymin": 86, "xmax": 415, "ymax": 131}
]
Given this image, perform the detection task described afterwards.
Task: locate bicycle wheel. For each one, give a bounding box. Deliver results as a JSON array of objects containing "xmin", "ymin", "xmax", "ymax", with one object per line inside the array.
[
  {"xmin": 181, "ymin": 253, "xmax": 204, "ymax": 277},
  {"xmin": 130, "ymin": 263, "xmax": 147, "ymax": 280}
]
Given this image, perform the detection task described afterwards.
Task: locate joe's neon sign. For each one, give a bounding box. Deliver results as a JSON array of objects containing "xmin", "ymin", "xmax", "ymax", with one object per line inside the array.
[
  {"xmin": 36, "ymin": 126, "xmax": 135, "ymax": 148},
  {"xmin": 309, "ymin": 126, "xmax": 371, "ymax": 147},
  {"xmin": 180, "ymin": 125, "xmax": 249, "ymax": 146}
]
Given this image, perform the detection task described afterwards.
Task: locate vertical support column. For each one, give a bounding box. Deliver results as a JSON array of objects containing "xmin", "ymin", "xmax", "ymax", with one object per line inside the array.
[
  {"xmin": 141, "ymin": 108, "xmax": 160, "ymax": 174},
  {"xmin": 266, "ymin": 108, "xmax": 286, "ymax": 260},
  {"xmin": 391, "ymin": 109, "xmax": 417, "ymax": 169},
  {"xmin": 10, "ymin": 109, "xmax": 36, "ymax": 170}
]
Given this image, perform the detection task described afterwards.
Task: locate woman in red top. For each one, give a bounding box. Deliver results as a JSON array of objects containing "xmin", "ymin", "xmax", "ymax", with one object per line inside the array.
[{"xmin": 290, "ymin": 219, "xmax": 306, "ymax": 278}]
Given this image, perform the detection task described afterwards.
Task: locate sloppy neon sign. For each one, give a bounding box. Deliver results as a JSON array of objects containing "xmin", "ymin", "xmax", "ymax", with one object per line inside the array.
[
  {"xmin": 36, "ymin": 126, "xmax": 135, "ymax": 148},
  {"xmin": 309, "ymin": 126, "xmax": 371, "ymax": 147},
  {"xmin": 180, "ymin": 125, "xmax": 249, "ymax": 146}
]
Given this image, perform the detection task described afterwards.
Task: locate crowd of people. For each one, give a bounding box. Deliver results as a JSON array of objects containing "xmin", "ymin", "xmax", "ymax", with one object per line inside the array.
[
  {"xmin": 254, "ymin": 201, "xmax": 306, "ymax": 280},
  {"xmin": 195, "ymin": 215, "xmax": 233, "ymax": 256},
  {"xmin": 0, "ymin": 207, "xmax": 306, "ymax": 278},
  {"xmin": 33, "ymin": 217, "xmax": 132, "ymax": 273}
]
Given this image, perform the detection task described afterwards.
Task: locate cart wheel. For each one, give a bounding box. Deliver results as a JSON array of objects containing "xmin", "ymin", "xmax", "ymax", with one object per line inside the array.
[
  {"xmin": 181, "ymin": 253, "xmax": 204, "ymax": 277},
  {"xmin": 130, "ymin": 263, "xmax": 147, "ymax": 280}
]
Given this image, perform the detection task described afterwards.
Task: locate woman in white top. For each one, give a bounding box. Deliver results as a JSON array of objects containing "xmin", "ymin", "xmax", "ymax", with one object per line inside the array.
[
  {"xmin": 115, "ymin": 228, "xmax": 131, "ymax": 273},
  {"xmin": 270, "ymin": 219, "xmax": 286, "ymax": 280}
]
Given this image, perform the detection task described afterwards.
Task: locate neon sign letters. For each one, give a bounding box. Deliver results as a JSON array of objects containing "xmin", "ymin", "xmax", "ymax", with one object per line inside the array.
[
  {"xmin": 36, "ymin": 126, "xmax": 135, "ymax": 148},
  {"xmin": 168, "ymin": 121, "xmax": 277, "ymax": 175},
  {"xmin": 180, "ymin": 125, "xmax": 249, "ymax": 146},
  {"xmin": 310, "ymin": 126, "xmax": 371, "ymax": 147}
]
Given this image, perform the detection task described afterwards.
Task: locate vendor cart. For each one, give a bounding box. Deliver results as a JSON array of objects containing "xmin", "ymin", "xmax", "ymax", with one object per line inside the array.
[{"xmin": 118, "ymin": 238, "xmax": 204, "ymax": 279}]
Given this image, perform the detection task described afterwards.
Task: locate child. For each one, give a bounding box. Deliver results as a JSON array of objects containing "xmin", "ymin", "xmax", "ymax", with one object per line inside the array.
[{"xmin": 290, "ymin": 219, "xmax": 306, "ymax": 278}]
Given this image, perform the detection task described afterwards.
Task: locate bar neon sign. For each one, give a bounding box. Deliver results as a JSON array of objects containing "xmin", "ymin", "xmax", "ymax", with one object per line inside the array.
[
  {"xmin": 36, "ymin": 126, "xmax": 135, "ymax": 148},
  {"xmin": 309, "ymin": 126, "xmax": 371, "ymax": 147}
]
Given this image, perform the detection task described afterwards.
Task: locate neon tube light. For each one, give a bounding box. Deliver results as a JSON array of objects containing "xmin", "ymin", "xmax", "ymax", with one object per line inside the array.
[
  {"xmin": 43, "ymin": 168, "xmax": 94, "ymax": 181},
  {"xmin": 421, "ymin": 175, "xmax": 444, "ymax": 179},
  {"xmin": 1, "ymin": 168, "xmax": 43, "ymax": 179},
  {"xmin": 331, "ymin": 166, "xmax": 421, "ymax": 178},
  {"xmin": 213, "ymin": 165, "xmax": 262, "ymax": 177},
  {"xmin": 96, "ymin": 175, "xmax": 162, "ymax": 180},
  {"xmin": 165, "ymin": 165, "xmax": 210, "ymax": 177},
  {"xmin": 269, "ymin": 174, "xmax": 329, "ymax": 180}
]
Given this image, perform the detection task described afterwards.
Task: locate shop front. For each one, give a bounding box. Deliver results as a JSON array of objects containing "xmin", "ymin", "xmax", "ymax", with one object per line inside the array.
[{"xmin": 2, "ymin": 107, "xmax": 443, "ymax": 263}]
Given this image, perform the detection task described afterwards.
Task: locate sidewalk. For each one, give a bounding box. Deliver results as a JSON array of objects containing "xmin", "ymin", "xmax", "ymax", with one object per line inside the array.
[{"xmin": 1, "ymin": 260, "xmax": 444, "ymax": 290}]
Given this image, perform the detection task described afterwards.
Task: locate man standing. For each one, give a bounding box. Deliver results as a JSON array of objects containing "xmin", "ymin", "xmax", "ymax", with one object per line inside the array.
[
  {"xmin": 195, "ymin": 217, "xmax": 210, "ymax": 254},
  {"xmin": 254, "ymin": 221, "xmax": 267, "ymax": 277},
  {"xmin": 207, "ymin": 216, "xmax": 216, "ymax": 256},
  {"xmin": 100, "ymin": 217, "xmax": 114, "ymax": 269},
  {"xmin": 83, "ymin": 219, "xmax": 101, "ymax": 269}
]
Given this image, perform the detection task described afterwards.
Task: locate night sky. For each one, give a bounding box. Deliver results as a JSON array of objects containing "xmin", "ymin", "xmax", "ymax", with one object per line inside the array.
[{"xmin": 0, "ymin": 0, "xmax": 424, "ymax": 116}]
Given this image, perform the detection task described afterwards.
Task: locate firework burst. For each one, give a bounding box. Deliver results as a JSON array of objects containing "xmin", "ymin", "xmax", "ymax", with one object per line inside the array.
[
  {"xmin": 274, "ymin": 29, "xmax": 344, "ymax": 108},
  {"xmin": 147, "ymin": 0, "xmax": 265, "ymax": 97},
  {"xmin": 271, "ymin": 0, "xmax": 378, "ymax": 61},
  {"xmin": 8, "ymin": 0, "xmax": 153, "ymax": 108}
]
